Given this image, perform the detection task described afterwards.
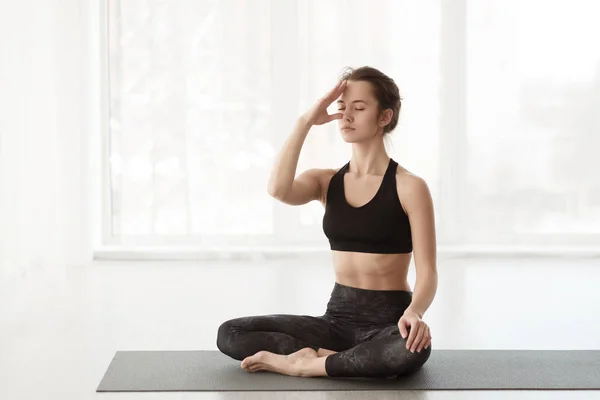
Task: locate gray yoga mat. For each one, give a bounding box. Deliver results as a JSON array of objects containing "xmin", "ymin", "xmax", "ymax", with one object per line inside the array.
[{"xmin": 97, "ymin": 350, "xmax": 600, "ymax": 392}]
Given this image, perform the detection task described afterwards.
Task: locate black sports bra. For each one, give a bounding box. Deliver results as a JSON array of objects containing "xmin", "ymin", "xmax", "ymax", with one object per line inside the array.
[{"xmin": 322, "ymin": 158, "xmax": 413, "ymax": 254}]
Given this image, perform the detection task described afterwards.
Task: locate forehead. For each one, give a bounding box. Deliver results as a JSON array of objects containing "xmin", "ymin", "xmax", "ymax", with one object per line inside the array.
[{"xmin": 339, "ymin": 80, "xmax": 375, "ymax": 102}]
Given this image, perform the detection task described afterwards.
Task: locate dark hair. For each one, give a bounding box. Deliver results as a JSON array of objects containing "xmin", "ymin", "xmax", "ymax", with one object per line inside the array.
[{"xmin": 339, "ymin": 66, "xmax": 402, "ymax": 135}]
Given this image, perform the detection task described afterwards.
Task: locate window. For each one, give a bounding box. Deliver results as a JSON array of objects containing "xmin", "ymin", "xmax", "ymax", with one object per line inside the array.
[
  {"xmin": 464, "ymin": 0, "xmax": 600, "ymax": 245},
  {"xmin": 99, "ymin": 0, "xmax": 600, "ymax": 253}
]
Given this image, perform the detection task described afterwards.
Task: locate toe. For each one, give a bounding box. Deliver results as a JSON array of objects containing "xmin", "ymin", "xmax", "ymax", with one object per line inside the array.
[{"xmin": 241, "ymin": 357, "xmax": 252, "ymax": 369}]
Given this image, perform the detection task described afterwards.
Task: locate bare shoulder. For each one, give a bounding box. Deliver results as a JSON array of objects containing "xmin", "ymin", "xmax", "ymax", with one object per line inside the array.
[
  {"xmin": 394, "ymin": 165, "xmax": 426, "ymax": 187},
  {"xmin": 394, "ymin": 165, "xmax": 432, "ymax": 214}
]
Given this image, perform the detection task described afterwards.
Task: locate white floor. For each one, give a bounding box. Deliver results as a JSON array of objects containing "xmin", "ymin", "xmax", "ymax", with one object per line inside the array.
[{"xmin": 2, "ymin": 254, "xmax": 600, "ymax": 399}]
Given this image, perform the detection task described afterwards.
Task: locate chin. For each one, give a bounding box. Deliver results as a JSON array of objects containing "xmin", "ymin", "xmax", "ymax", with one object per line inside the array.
[{"xmin": 340, "ymin": 129, "xmax": 364, "ymax": 142}]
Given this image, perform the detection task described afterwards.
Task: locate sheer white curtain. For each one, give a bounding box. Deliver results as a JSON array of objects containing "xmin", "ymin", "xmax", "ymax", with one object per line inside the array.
[
  {"xmin": 462, "ymin": 0, "xmax": 600, "ymax": 247},
  {"xmin": 0, "ymin": 0, "xmax": 90, "ymax": 282},
  {"xmin": 101, "ymin": 0, "xmax": 600, "ymax": 255}
]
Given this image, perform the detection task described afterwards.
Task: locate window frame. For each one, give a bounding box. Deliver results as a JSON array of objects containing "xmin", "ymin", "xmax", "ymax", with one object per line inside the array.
[{"xmin": 87, "ymin": 0, "xmax": 600, "ymax": 260}]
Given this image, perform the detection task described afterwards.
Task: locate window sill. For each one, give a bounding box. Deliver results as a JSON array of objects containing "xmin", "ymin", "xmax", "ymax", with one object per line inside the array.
[{"xmin": 92, "ymin": 245, "xmax": 600, "ymax": 261}]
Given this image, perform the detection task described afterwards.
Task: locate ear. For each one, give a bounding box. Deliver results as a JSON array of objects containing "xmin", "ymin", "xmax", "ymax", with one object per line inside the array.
[{"xmin": 378, "ymin": 109, "xmax": 393, "ymax": 128}]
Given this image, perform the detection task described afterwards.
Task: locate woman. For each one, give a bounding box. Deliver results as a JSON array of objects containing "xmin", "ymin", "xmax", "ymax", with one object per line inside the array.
[{"xmin": 217, "ymin": 66, "xmax": 437, "ymax": 379}]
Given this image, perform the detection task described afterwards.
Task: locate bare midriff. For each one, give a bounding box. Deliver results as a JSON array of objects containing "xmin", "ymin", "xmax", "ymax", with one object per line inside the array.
[{"xmin": 331, "ymin": 251, "xmax": 412, "ymax": 291}]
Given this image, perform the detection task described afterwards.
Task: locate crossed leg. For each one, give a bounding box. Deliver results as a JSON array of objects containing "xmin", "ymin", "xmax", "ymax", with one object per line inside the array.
[
  {"xmin": 216, "ymin": 314, "xmax": 349, "ymax": 375},
  {"xmin": 240, "ymin": 325, "xmax": 432, "ymax": 378}
]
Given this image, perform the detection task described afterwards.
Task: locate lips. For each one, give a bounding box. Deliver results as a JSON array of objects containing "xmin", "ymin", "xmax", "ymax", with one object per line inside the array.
[{"xmin": 342, "ymin": 127, "xmax": 355, "ymax": 131}]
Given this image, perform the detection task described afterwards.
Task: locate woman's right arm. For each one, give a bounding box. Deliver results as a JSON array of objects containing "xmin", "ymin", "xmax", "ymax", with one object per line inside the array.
[
  {"xmin": 266, "ymin": 118, "xmax": 322, "ymax": 205},
  {"xmin": 266, "ymin": 80, "xmax": 347, "ymax": 206}
]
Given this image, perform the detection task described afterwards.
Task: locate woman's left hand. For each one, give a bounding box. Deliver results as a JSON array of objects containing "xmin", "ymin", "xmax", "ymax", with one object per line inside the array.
[{"xmin": 398, "ymin": 310, "xmax": 431, "ymax": 353}]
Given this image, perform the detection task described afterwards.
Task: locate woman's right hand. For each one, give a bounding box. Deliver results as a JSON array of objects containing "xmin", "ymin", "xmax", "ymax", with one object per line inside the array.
[{"xmin": 301, "ymin": 80, "xmax": 348, "ymax": 126}]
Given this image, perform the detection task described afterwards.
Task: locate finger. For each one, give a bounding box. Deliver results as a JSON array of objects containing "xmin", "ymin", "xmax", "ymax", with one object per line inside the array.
[
  {"xmin": 417, "ymin": 326, "xmax": 430, "ymax": 352},
  {"xmin": 406, "ymin": 324, "xmax": 417, "ymax": 349},
  {"xmin": 398, "ymin": 321, "xmax": 408, "ymax": 339},
  {"xmin": 326, "ymin": 112, "xmax": 344, "ymax": 122},
  {"xmin": 424, "ymin": 328, "xmax": 432, "ymax": 350},
  {"xmin": 324, "ymin": 80, "xmax": 347, "ymax": 102},
  {"xmin": 425, "ymin": 327, "xmax": 432, "ymax": 350},
  {"xmin": 323, "ymin": 80, "xmax": 342, "ymax": 100},
  {"xmin": 416, "ymin": 326, "xmax": 429, "ymax": 352},
  {"xmin": 423, "ymin": 335, "xmax": 431, "ymax": 351},
  {"xmin": 410, "ymin": 324, "xmax": 426, "ymax": 352},
  {"xmin": 410, "ymin": 325, "xmax": 423, "ymax": 353}
]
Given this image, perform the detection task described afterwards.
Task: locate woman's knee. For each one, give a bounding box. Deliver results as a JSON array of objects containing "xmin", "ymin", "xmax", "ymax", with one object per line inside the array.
[
  {"xmin": 325, "ymin": 337, "xmax": 432, "ymax": 378},
  {"xmin": 393, "ymin": 339, "xmax": 432, "ymax": 376},
  {"xmin": 216, "ymin": 319, "xmax": 239, "ymax": 357},
  {"xmin": 372, "ymin": 334, "xmax": 432, "ymax": 377}
]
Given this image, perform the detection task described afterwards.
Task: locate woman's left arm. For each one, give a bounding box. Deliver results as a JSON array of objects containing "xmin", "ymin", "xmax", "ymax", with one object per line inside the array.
[{"xmin": 401, "ymin": 175, "xmax": 438, "ymax": 318}]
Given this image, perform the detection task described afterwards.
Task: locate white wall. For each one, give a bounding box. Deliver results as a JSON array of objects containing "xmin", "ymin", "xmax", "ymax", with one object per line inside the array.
[{"xmin": 0, "ymin": 0, "xmax": 91, "ymax": 282}]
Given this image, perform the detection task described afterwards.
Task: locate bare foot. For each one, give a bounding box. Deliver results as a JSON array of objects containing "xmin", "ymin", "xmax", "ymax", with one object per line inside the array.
[
  {"xmin": 240, "ymin": 347, "xmax": 317, "ymax": 376},
  {"xmin": 286, "ymin": 347, "xmax": 318, "ymax": 363}
]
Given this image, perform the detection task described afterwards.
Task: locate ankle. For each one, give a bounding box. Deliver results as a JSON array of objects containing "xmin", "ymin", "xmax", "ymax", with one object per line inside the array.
[{"xmin": 316, "ymin": 348, "xmax": 337, "ymax": 357}]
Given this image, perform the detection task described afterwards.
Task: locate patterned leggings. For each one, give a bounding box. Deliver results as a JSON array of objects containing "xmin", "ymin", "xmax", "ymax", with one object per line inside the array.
[{"xmin": 216, "ymin": 282, "xmax": 432, "ymax": 378}]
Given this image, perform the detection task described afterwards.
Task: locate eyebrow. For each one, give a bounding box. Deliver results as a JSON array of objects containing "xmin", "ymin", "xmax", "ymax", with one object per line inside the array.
[{"xmin": 336, "ymin": 100, "xmax": 367, "ymax": 104}]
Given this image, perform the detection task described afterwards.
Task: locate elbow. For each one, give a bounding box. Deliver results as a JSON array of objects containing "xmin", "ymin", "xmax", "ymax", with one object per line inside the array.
[{"xmin": 267, "ymin": 184, "xmax": 286, "ymax": 200}]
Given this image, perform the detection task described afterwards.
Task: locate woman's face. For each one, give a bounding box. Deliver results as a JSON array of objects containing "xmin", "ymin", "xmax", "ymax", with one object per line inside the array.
[{"xmin": 336, "ymin": 80, "xmax": 388, "ymax": 143}]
